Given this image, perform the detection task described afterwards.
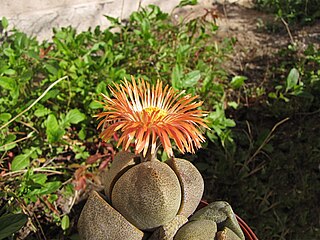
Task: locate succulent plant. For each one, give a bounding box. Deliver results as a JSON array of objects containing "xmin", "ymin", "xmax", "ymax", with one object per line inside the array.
[
  {"xmin": 96, "ymin": 77, "xmax": 207, "ymax": 229},
  {"xmin": 77, "ymin": 190, "xmax": 145, "ymax": 240},
  {"xmin": 78, "ymin": 77, "xmax": 245, "ymax": 240},
  {"xmin": 104, "ymin": 153, "xmax": 204, "ymax": 231}
]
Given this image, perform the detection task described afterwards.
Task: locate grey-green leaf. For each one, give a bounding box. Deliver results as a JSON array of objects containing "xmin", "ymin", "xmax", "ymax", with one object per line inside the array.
[
  {"xmin": 184, "ymin": 70, "xmax": 201, "ymax": 88},
  {"xmin": 171, "ymin": 64, "xmax": 183, "ymax": 90},
  {"xmin": 0, "ymin": 76, "xmax": 17, "ymax": 90},
  {"xmin": 46, "ymin": 114, "xmax": 65, "ymax": 143},
  {"xmin": 1, "ymin": 17, "xmax": 9, "ymax": 29},
  {"xmin": 34, "ymin": 107, "xmax": 51, "ymax": 117},
  {"xmin": 61, "ymin": 215, "xmax": 70, "ymax": 230},
  {"xmin": 0, "ymin": 113, "xmax": 12, "ymax": 122},
  {"xmin": 31, "ymin": 181, "xmax": 61, "ymax": 195},
  {"xmin": 286, "ymin": 68, "xmax": 299, "ymax": 92},
  {"xmin": 230, "ymin": 76, "xmax": 247, "ymax": 89},
  {"xmin": 11, "ymin": 154, "xmax": 30, "ymax": 171},
  {"xmin": 177, "ymin": 0, "xmax": 198, "ymax": 8},
  {"xmin": 89, "ymin": 101, "xmax": 103, "ymax": 109},
  {"xmin": 65, "ymin": 109, "xmax": 86, "ymax": 124},
  {"xmin": 30, "ymin": 173, "xmax": 48, "ymax": 185},
  {"xmin": 3, "ymin": 69, "xmax": 16, "ymax": 75},
  {"xmin": 0, "ymin": 213, "xmax": 28, "ymax": 239},
  {"xmin": 44, "ymin": 64, "xmax": 58, "ymax": 76}
]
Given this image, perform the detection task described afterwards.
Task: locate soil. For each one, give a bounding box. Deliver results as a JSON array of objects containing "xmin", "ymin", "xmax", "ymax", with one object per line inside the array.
[
  {"xmin": 173, "ymin": 2, "xmax": 320, "ymax": 79},
  {"xmin": 173, "ymin": 2, "xmax": 320, "ymax": 239}
]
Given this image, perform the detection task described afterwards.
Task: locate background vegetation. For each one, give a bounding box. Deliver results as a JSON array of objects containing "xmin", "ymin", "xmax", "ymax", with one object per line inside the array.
[
  {"xmin": 0, "ymin": 0, "xmax": 319, "ymax": 239},
  {"xmin": 255, "ymin": 0, "xmax": 320, "ymax": 23}
]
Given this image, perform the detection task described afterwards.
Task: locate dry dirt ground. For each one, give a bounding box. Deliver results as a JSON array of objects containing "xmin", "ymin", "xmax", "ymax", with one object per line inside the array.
[{"xmin": 172, "ymin": 2, "xmax": 320, "ymax": 80}]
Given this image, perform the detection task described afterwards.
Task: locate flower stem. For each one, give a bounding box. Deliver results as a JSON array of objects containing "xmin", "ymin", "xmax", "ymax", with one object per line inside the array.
[{"xmin": 140, "ymin": 139, "xmax": 161, "ymax": 162}]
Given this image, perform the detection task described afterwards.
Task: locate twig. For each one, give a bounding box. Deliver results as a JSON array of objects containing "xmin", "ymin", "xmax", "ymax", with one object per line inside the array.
[
  {"xmin": 67, "ymin": 190, "xmax": 79, "ymax": 214},
  {"xmin": 280, "ymin": 17, "xmax": 295, "ymax": 46},
  {"xmin": 0, "ymin": 132, "xmax": 34, "ymax": 150},
  {"xmin": 244, "ymin": 160, "xmax": 266, "ymax": 178},
  {"xmin": 245, "ymin": 120, "xmax": 253, "ymax": 141},
  {"xmin": 299, "ymin": 108, "xmax": 320, "ymax": 116},
  {"xmin": 42, "ymin": 157, "xmax": 57, "ymax": 167},
  {"xmin": 246, "ymin": 117, "xmax": 289, "ymax": 164},
  {"xmin": 0, "ymin": 76, "xmax": 68, "ymax": 130},
  {"xmin": 66, "ymin": 76, "xmax": 72, "ymax": 110},
  {"xmin": 2, "ymin": 168, "xmax": 63, "ymax": 178},
  {"xmin": 17, "ymin": 120, "xmax": 39, "ymax": 133}
]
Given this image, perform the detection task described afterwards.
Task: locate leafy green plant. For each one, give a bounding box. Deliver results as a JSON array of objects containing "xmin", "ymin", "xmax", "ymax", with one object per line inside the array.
[
  {"xmin": 0, "ymin": 2, "xmax": 240, "ymax": 238},
  {"xmin": 255, "ymin": 0, "xmax": 320, "ymax": 23},
  {"xmin": 268, "ymin": 67, "xmax": 303, "ymax": 102},
  {"xmin": 266, "ymin": 43, "xmax": 320, "ymax": 119}
]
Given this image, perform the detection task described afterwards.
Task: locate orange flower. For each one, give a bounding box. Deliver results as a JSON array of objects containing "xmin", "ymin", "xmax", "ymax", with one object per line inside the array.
[{"xmin": 97, "ymin": 76, "xmax": 208, "ymax": 158}]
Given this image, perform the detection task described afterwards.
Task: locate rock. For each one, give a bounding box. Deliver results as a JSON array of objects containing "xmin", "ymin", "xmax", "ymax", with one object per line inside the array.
[
  {"xmin": 102, "ymin": 151, "xmax": 138, "ymax": 201},
  {"xmin": 216, "ymin": 227, "xmax": 242, "ymax": 240},
  {"xmin": 173, "ymin": 219, "xmax": 217, "ymax": 240},
  {"xmin": 111, "ymin": 160, "xmax": 182, "ymax": 231},
  {"xmin": 166, "ymin": 158, "xmax": 204, "ymax": 218},
  {"xmin": 78, "ymin": 190, "xmax": 144, "ymax": 240},
  {"xmin": 149, "ymin": 215, "xmax": 188, "ymax": 240},
  {"xmin": 190, "ymin": 201, "xmax": 245, "ymax": 240}
]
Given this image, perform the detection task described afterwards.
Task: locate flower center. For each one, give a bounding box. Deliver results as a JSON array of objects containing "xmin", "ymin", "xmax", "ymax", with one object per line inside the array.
[{"xmin": 144, "ymin": 106, "xmax": 168, "ymax": 118}]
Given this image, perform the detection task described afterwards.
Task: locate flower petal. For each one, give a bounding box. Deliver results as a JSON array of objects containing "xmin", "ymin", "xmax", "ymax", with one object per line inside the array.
[{"xmin": 97, "ymin": 76, "xmax": 208, "ymax": 158}]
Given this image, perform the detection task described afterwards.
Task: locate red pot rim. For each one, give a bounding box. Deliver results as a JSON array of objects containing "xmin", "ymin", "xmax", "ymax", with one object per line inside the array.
[{"xmin": 198, "ymin": 200, "xmax": 258, "ymax": 240}]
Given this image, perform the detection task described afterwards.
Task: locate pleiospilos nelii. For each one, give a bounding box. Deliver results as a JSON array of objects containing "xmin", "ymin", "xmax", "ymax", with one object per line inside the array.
[
  {"xmin": 109, "ymin": 153, "xmax": 204, "ymax": 231},
  {"xmin": 174, "ymin": 219, "xmax": 217, "ymax": 240},
  {"xmin": 78, "ymin": 151, "xmax": 205, "ymax": 239},
  {"xmin": 111, "ymin": 160, "xmax": 182, "ymax": 230},
  {"xmin": 77, "ymin": 190, "xmax": 145, "ymax": 240},
  {"xmin": 190, "ymin": 201, "xmax": 245, "ymax": 240},
  {"xmin": 78, "ymin": 78, "xmax": 244, "ymax": 239}
]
